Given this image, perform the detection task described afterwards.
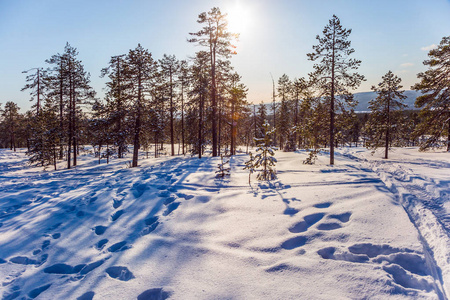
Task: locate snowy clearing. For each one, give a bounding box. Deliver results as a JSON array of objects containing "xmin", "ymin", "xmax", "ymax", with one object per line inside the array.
[{"xmin": 0, "ymin": 147, "xmax": 448, "ymax": 299}]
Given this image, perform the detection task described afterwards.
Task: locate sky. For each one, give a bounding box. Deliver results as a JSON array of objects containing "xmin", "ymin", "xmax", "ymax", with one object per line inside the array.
[{"xmin": 1, "ymin": 0, "xmax": 449, "ymax": 112}]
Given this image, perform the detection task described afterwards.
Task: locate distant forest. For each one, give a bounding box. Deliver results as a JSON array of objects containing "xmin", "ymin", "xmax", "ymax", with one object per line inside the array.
[{"xmin": 0, "ymin": 9, "xmax": 449, "ymax": 170}]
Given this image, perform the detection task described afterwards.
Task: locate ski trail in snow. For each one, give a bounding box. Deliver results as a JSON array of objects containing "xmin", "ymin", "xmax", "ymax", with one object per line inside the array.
[{"xmin": 340, "ymin": 149, "xmax": 450, "ymax": 299}]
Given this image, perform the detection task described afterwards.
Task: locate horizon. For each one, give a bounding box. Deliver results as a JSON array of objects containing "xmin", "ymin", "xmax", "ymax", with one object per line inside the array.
[{"xmin": 1, "ymin": 0, "xmax": 449, "ymax": 112}]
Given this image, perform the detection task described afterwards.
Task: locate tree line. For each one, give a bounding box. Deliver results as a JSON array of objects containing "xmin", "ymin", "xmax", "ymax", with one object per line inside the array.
[{"xmin": 0, "ymin": 11, "xmax": 449, "ymax": 170}]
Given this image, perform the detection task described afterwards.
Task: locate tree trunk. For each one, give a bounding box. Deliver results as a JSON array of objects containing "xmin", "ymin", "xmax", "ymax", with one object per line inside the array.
[
  {"xmin": 181, "ymin": 83, "xmax": 185, "ymax": 155},
  {"xmin": 170, "ymin": 67, "xmax": 175, "ymax": 156},
  {"xmin": 132, "ymin": 74, "xmax": 142, "ymax": 168},
  {"xmin": 67, "ymin": 62, "xmax": 73, "ymax": 170},
  {"xmin": 210, "ymin": 34, "xmax": 219, "ymax": 157},
  {"xmin": 59, "ymin": 61, "xmax": 64, "ymax": 160},
  {"xmin": 330, "ymin": 26, "xmax": 336, "ymax": 165},
  {"xmin": 385, "ymin": 93, "xmax": 391, "ymax": 159},
  {"xmin": 198, "ymin": 93, "xmax": 204, "ymax": 159}
]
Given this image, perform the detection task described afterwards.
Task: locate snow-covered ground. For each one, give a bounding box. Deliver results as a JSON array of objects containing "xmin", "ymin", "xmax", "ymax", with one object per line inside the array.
[{"xmin": 0, "ymin": 147, "xmax": 448, "ymax": 299}]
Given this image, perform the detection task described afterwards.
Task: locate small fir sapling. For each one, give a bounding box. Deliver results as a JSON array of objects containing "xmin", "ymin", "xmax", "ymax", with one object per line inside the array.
[
  {"xmin": 303, "ymin": 149, "xmax": 321, "ymax": 165},
  {"xmin": 253, "ymin": 121, "xmax": 277, "ymax": 181},
  {"xmin": 216, "ymin": 149, "xmax": 231, "ymax": 178},
  {"xmin": 243, "ymin": 152, "xmax": 255, "ymax": 184}
]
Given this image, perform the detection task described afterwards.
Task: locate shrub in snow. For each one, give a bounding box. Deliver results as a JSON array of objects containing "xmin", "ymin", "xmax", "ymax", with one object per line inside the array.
[
  {"xmin": 216, "ymin": 149, "xmax": 230, "ymax": 178},
  {"xmin": 243, "ymin": 152, "xmax": 255, "ymax": 184},
  {"xmin": 303, "ymin": 149, "xmax": 321, "ymax": 165},
  {"xmin": 253, "ymin": 121, "xmax": 277, "ymax": 181}
]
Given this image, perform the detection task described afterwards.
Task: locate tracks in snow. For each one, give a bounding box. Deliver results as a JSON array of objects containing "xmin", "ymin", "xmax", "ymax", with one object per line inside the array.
[{"xmin": 341, "ymin": 151, "xmax": 450, "ymax": 299}]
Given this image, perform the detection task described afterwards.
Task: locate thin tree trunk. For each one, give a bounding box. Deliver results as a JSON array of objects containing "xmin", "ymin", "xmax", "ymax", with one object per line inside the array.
[
  {"xmin": 132, "ymin": 74, "xmax": 142, "ymax": 168},
  {"xmin": 181, "ymin": 83, "xmax": 185, "ymax": 155},
  {"xmin": 170, "ymin": 66, "xmax": 175, "ymax": 156},
  {"xmin": 59, "ymin": 61, "xmax": 64, "ymax": 160},
  {"xmin": 330, "ymin": 26, "xmax": 336, "ymax": 165},
  {"xmin": 67, "ymin": 61, "xmax": 73, "ymax": 170},
  {"xmin": 199, "ymin": 94, "xmax": 204, "ymax": 159}
]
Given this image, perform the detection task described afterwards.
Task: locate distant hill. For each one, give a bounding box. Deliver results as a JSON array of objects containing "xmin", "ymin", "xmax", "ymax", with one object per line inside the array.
[
  {"xmin": 254, "ymin": 90, "xmax": 423, "ymax": 113},
  {"xmin": 353, "ymin": 90, "xmax": 422, "ymax": 112}
]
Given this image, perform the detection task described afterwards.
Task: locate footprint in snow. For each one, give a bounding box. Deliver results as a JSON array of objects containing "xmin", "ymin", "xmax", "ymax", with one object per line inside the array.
[
  {"xmin": 158, "ymin": 190, "xmax": 171, "ymax": 198},
  {"xmin": 105, "ymin": 266, "xmax": 134, "ymax": 281},
  {"xmin": 177, "ymin": 193, "xmax": 194, "ymax": 200},
  {"xmin": 52, "ymin": 233, "xmax": 61, "ymax": 239},
  {"xmin": 163, "ymin": 202, "xmax": 180, "ymax": 216},
  {"xmin": 107, "ymin": 241, "xmax": 130, "ymax": 252},
  {"xmin": 111, "ymin": 210, "xmax": 124, "ymax": 221},
  {"xmin": 281, "ymin": 236, "xmax": 308, "ymax": 250},
  {"xmin": 28, "ymin": 283, "xmax": 52, "ymax": 299},
  {"xmin": 10, "ymin": 254, "xmax": 48, "ymax": 266},
  {"xmin": 96, "ymin": 239, "xmax": 108, "ymax": 250},
  {"xmin": 93, "ymin": 225, "xmax": 107, "ymax": 235},
  {"xmin": 141, "ymin": 217, "xmax": 159, "ymax": 236},
  {"xmin": 77, "ymin": 291, "xmax": 95, "ymax": 300},
  {"xmin": 132, "ymin": 183, "xmax": 148, "ymax": 198},
  {"xmin": 163, "ymin": 196, "xmax": 176, "ymax": 205},
  {"xmin": 314, "ymin": 202, "xmax": 332, "ymax": 209},
  {"xmin": 289, "ymin": 213, "xmax": 325, "ymax": 233},
  {"xmin": 137, "ymin": 288, "xmax": 172, "ymax": 300},
  {"xmin": 317, "ymin": 222, "xmax": 342, "ymax": 231},
  {"xmin": 317, "ymin": 243, "xmax": 432, "ymax": 292},
  {"xmin": 113, "ymin": 198, "xmax": 123, "ymax": 209},
  {"xmin": 44, "ymin": 259, "xmax": 106, "ymax": 275},
  {"xmin": 41, "ymin": 240, "xmax": 51, "ymax": 250},
  {"xmin": 328, "ymin": 212, "xmax": 352, "ymax": 223}
]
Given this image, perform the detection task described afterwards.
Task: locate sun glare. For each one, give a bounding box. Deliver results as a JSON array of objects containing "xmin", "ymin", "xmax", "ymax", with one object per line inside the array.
[{"xmin": 226, "ymin": 2, "xmax": 252, "ymax": 35}]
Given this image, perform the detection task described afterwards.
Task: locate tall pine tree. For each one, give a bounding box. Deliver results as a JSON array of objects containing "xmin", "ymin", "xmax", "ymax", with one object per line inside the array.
[
  {"xmin": 366, "ymin": 71, "xmax": 406, "ymax": 159},
  {"xmin": 308, "ymin": 15, "xmax": 365, "ymax": 164},
  {"xmin": 188, "ymin": 7, "xmax": 238, "ymax": 157}
]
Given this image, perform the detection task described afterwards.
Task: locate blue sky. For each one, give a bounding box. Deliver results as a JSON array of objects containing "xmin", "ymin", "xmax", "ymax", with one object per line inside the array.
[{"xmin": 1, "ymin": 0, "xmax": 449, "ymax": 112}]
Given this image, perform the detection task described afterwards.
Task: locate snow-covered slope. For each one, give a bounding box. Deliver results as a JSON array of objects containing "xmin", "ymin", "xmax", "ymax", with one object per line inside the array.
[{"xmin": 0, "ymin": 147, "xmax": 448, "ymax": 299}]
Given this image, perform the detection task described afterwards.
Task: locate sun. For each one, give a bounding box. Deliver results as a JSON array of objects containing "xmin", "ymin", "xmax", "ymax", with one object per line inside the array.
[{"xmin": 225, "ymin": 2, "xmax": 252, "ymax": 35}]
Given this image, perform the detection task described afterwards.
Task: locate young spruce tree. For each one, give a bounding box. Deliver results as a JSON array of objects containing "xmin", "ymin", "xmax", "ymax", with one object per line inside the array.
[{"xmin": 253, "ymin": 121, "xmax": 277, "ymax": 181}]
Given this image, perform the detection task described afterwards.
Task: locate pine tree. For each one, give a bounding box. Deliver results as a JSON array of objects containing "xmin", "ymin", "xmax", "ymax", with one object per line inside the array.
[
  {"xmin": 228, "ymin": 73, "xmax": 248, "ymax": 155},
  {"xmin": 45, "ymin": 43, "xmax": 95, "ymax": 169},
  {"xmin": 189, "ymin": 7, "xmax": 238, "ymax": 157},
  {"xmin": 21, "ymin": 67, "xmax": 46, "ymax": 115},
  {"xmin": 125, "ymin": 44, "xmax": 157, "ymax": 167},
  {"xmin": 188, "ymin": 51, "xmax": 210, "ymax": 158},
  {"xmin": 256, "ymin": 102, "xmax": 267, "ymax": 138},
  {"xmin": 277, "ymin": 74, "xmax": 292, "ymax": 150},
  {"xmin": 412, "ymin": 36, "xmax": 450, "ymax": 151},
  {"xmin": 178, "ymin": 60, "xmax": 190, "ymax": 155},
  {"xmin": 365, "ymin": 71, "xmax": 406, "ymax": 158},
  {"xmin": 254, "ymin": 121, "xmax": 277, "ymax": 181},
  {"xmin": 159, "ymin": 54, "xmax": 180, "ymax": 156},
  {"xmin": 292, "ymin": 77, "xmax": 309, "ymax": 149},
  {"xmin": 27, "ymin": 102, "xmax": 60, "ymax": 170},
  {"xmin": 308, "ymin": 15, "xmax": 365, "ymax": 164},
  {"xmin": 1, "ymin": 102, "xmax": 20, "ymax": 151},
  {"xmin": 101, "ymin": 54, "xmax": 129, "ymax": 159}
]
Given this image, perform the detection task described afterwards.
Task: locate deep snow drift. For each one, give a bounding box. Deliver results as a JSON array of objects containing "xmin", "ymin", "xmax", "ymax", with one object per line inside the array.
[{"xmin": 0, "ymin": 147, "xmax": 448, "ymax": 299}]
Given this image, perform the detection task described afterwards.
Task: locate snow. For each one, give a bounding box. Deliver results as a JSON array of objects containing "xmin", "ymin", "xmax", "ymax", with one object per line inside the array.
[{"xmin": 0, "ymin": 146, "xmax": 448, "ymax": 299}]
